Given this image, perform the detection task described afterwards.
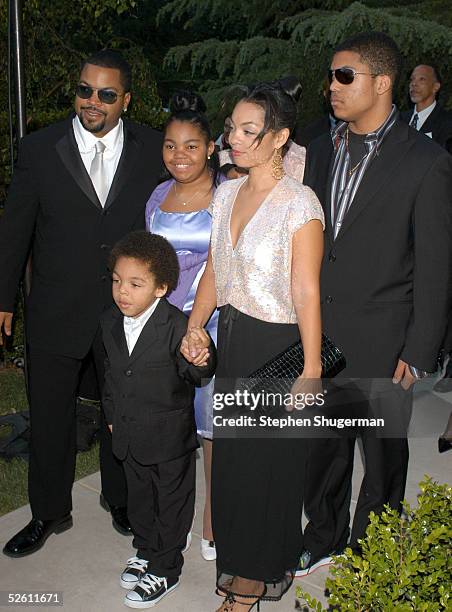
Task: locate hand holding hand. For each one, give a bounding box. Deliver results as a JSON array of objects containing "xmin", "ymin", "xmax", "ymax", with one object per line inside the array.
[{"xmin": 180, "ymin": 326, "xmax": 211, "ymax": 366}]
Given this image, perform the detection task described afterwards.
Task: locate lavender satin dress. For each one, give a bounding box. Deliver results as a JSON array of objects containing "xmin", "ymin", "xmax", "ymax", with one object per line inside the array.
[{"xmin": 145, "ymin": 179, "xmax": 218, "ymax": 439}]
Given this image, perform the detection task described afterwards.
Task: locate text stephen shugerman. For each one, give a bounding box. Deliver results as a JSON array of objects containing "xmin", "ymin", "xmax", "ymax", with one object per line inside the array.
[{"xmin": 212, "ymin": 390, "xmax": 325, "ymax": 411}]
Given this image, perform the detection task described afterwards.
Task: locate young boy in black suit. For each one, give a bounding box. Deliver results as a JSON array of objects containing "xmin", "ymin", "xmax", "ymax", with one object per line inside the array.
[{"xmin": 101, "ymin": 231, "xmax": 216, "ymax": 608}]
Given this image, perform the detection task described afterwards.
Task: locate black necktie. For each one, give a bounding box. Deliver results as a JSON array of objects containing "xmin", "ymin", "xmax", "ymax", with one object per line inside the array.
[{"xmin": 410, "ymin": 113, "xmax": 419, "ymax": 130}]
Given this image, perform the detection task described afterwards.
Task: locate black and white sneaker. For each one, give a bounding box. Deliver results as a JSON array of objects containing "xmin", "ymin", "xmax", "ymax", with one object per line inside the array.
[
  {"xmin": 124, "ymin": 573, "xmax": 180, "ymax": 608},
  {"xmin": 294, "ymin": 549, "xmax": 332, "ymax": 577},
  {"xmin": 120, "ymin": 557, "xmax": 149, "ymax": 589}
]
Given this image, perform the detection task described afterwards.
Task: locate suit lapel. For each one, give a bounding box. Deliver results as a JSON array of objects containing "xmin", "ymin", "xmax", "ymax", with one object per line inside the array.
[
  {"xmin": 55, "ymin": 122, "xmax": 101, "ymax": 210},
  {"xmin": 111, "ymin": 315, "xmax": 129, "ymax": 360},
  {"xmin": 127, "ymin": 300, "xmax": 171, "ymax": 365},
  {"xmin": 420, "ymin": 105, "xmax": 439, "ymax": 135},
  {"xmin": 323, "ymin": 148, "xmax": 335, "ymax": 244},
  {"xmin": 334, "ymin": 121, "xmax": 413, "ymax": 243},
  {"xmin": 104, "ymin": 122, "xmax": 142, "ymax": 209}
]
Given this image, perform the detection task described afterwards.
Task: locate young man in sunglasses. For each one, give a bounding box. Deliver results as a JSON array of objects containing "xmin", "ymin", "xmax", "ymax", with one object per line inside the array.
[
  {"xmin": 298, "ymin": 31, "xmax": 452, "ymax": 575},
  {"xmin": 0, "ymin": 49, "xmax": 162, "ymax": 557}
]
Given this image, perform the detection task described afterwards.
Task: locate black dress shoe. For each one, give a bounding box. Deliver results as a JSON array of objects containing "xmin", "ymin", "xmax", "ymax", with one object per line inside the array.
[
  {"xmin": 99, "ymin": 494, "xmax": 132, "ymax": 536},
  {"xmin": 438, "ymin": 437, "xmax": 452, "ymax": 453},
  {"xmin": 3, "ymin": 515, "xmax": 73, "ymax": 558},
  {"xmin": 433, "ymin": 376, "xmax": 452, "ymax": 393}
]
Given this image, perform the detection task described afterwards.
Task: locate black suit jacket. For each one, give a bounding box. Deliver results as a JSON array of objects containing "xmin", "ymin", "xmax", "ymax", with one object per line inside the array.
[
  {"xmin": 401, "ymin": 104, "xmax": 452, "ymax": 153},
  {"xmin": 0, "ymin": 117, "xmax": 162, "ymax": 357},
  {"xmin": 101, "ymin": 299, "xmax": 216, "ymax": 465},
  {"xmin": 294, "ymin": 115, "xmax": 332, "ymax": 148},
  {"xmin": 304, "ymin": 118, "xmax": 452, "ymax": 377}
]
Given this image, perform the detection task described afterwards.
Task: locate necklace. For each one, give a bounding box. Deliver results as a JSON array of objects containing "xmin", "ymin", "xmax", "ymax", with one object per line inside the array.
[
  {"xmin": 173, "ymin": 182, "xmax": 201, "ymax": 207},
  {"xmin": 345, "ymin": 128, "xmax": 367, "ymax": 177}
]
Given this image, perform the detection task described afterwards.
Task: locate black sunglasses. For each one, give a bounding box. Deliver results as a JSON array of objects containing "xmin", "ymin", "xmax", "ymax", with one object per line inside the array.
[
  {"xmin": 328, "ymin": 67, "xmax": 378, "ymax": 85},
  {"xmin": 76, "ymin": 84, "xmax": 123, "ymax": 104}
]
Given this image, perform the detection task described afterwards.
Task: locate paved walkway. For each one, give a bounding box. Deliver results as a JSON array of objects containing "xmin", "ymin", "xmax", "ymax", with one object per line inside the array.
[{"xmin": 0, "ymin": 377, "xmax": 450, "ymax": 611}]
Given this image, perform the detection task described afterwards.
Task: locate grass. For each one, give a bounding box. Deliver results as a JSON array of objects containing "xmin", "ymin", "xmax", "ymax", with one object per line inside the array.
[{"xmin": 0, "ymin": 367, "xmax": 100, "ymax": 517}]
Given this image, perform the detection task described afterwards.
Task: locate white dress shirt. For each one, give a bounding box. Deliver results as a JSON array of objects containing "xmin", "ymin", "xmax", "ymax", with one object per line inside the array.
[
  {"xmin": 72, "ymin": 116, "xmax": 124, "ymax": 204},
  {"xmin": 123, "ymin": 298, "xmax": 160, "ymax": 355},
  {"xmin": 410, "ymin": 100, "xmax": 436, "ymax": 131}
]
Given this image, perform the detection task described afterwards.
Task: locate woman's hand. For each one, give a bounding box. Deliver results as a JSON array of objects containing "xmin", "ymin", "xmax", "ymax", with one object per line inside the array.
[
  {"xmin": 181, "ymin": 326, "xmax": 211, "ymax": 366},
  {"xmin": 288, "ymin": 370, "xmax": 323, "ymax": 412}
]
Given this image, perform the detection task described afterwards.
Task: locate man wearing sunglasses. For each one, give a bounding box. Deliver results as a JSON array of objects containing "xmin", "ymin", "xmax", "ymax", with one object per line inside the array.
[
  {"xmin": 0, "ymin": 49, "xmax": 162, "ymax": 557},
  {"xmin": 298, "ymin": 32, "xmax": 452, "ymax": 576}
]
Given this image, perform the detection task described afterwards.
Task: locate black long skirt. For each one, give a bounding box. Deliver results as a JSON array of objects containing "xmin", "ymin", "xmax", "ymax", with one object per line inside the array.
[{"xmin": 212, "ymin": 305, "xmax": 306, "ymax": 601}]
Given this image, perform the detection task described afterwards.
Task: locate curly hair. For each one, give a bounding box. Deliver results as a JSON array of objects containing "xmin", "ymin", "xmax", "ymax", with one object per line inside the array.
[{"xmin": 109, "ymin": 231, "xmax": 179, "ymax": 294}]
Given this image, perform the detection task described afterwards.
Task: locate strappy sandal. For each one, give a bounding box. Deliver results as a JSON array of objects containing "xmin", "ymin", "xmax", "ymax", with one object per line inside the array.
[{"xmin": 215, "ymin": 587, "xmax": 266, "ymax": 611}]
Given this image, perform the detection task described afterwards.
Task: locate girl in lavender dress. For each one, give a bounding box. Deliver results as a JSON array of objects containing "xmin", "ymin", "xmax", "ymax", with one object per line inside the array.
[{"xmin": 145, "ymin": 91, "xmax": 220, "ymax": 561}]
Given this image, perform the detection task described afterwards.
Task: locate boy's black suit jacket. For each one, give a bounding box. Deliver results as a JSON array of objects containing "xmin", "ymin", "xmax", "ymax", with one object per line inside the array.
[
  {"xmin": 401, "ymin": 104, "xmax": 452, "ymax": 152},
  {"xmin": 101, "ymin": 299, "xmax": 216, "ymax": 465},
  {"xmin": 0, "ymin": 117, "xmax": 162, "ymax": 358},
  {"xmin": 304, "ymin": 118, "xmax": 452, "ymax": 377}
]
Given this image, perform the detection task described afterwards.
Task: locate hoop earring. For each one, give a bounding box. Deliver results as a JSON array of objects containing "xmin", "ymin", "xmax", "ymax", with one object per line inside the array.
[{"xmin": 271, "ymin": 148, "xmax": 285, "ymax": 180}]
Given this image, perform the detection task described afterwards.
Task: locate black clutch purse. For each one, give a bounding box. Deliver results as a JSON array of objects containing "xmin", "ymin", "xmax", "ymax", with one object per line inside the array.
[{"xmin": 240, "ymin": 334, "xmax": 346, "ymax": 396}]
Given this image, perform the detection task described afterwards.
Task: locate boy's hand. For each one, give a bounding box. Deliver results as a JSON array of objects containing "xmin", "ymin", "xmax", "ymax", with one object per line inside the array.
[
  {"xmin": 108, "ymin": 424, "xmax": 113, "ymax": 433},
  {"xmin": 181, "ymin": 327, "xmax": 211, "ymax": 366}
]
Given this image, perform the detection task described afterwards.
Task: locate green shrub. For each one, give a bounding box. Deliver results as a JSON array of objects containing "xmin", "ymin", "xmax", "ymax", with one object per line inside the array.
[{"xmin": 296, "ymin": 477, "xmax": 452, "ymax": 611}]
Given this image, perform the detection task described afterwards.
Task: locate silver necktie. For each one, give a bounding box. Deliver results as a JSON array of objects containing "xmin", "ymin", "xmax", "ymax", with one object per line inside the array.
[{"xmin": 89, "ymin": 140, "xmax": 108, "ymax": 206}]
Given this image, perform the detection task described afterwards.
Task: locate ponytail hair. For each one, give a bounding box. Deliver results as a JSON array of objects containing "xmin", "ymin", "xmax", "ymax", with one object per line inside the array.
[{"xmin": 232, "ymin": 76, "xmax": 302, "ymax": 155}]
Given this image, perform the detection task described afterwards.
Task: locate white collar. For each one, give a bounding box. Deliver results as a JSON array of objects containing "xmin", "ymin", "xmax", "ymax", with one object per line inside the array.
[
  {"xmin": 123, "ymin": 298, "xmax": 160, "ymax": 329},
  {"xmin": 72, "ymin": 115, "xmax": 123, "ymax": 153},
  {"xmin": 414, "ymin": 100, "xmax": 436, "ymax": 121}
]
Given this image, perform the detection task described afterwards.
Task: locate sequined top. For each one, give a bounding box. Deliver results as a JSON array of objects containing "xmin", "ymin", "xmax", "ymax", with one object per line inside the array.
[{"xmin": 210, "ymin": 175, "xmax": 325, "ymax": 323}]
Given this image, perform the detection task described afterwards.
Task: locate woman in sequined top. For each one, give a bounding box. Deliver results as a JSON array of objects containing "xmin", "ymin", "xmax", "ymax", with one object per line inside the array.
[{"xmin": 182, "ymin": 81, "xmax": 325, "ymax": 610}]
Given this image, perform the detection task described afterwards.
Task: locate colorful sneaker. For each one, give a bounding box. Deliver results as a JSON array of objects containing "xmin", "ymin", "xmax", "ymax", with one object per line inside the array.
[
  {"xmin": 120, "ymin": 557, "xmax": 149, "ymax": 589},
  {"xmin": 294, "ymin": 549, "xmax": 332, "ymax": 577},
  {"xmin": 124, "ymin": 573, "xmax": 179, "ymax": 608}
]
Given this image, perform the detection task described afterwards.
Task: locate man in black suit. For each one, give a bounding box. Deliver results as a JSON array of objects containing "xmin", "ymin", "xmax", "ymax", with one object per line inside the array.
[
  {"xmin": 401, "ymin": 64, "xmax": 452, "ymax": 152},
  {"xmin": 297, "ymin": 32, "xmax": 452, "ymax": 575},
  {"xmin": 0, "ymin": 50, "xmax": 162, "ymax": 556}
]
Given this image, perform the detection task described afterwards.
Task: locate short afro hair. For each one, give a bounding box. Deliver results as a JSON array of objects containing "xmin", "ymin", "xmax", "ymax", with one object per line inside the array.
[
  {"xmin": 109, "ymin": 231, "xmax": 179, "ymax": 295},
  {"xmin": 335, "ymin": 31, "xmax": 402, "ymax": 88},
  {"xmin": 82, "ymin": 49, "xmax": 132, "ymax": 92}
]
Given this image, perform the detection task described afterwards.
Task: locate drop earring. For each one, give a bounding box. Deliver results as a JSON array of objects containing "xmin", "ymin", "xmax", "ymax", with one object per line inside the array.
[{"xmin": 271, "ymin": 148, "xmax": 284, "ymax": 180}]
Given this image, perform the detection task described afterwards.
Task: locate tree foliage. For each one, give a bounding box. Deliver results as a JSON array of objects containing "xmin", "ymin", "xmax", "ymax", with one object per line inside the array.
[{"xmin": 159, "ymin": 0, "xmax": 452, "ymax": 129}]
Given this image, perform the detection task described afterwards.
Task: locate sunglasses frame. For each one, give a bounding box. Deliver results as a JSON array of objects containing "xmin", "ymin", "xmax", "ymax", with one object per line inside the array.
[
  {"xmin": 76, "ymin": 84, "xmax": 124, "ymax": 105},
  {"xmin": 328, "ymin": 67, "xmax": 379, "ymax": 85}
]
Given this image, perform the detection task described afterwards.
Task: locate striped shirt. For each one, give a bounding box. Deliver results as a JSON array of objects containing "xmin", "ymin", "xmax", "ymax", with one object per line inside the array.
[{"xmin": 330, "ymin": 105, "xmax": 398, "ymax": 239}]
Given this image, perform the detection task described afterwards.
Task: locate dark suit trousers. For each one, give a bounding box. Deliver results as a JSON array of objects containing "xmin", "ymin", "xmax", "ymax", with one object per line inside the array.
[
  {"xmin": 27, "ymin": 329, "xmax": 127, "ymax": 520},
  {"xmin": 303, "ymin": 381, "xmax": 411, "ymax": 556},
  {"xmin": 123, "ymin": 450, "xmax": 195, "ymax": 579}
]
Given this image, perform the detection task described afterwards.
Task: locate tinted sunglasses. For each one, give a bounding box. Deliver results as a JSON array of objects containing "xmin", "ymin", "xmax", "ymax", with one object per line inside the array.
[
  {"xmin": 328, "ymin": 67, "xmax": 378, "ymax": 85},
  {"xmin": 76, "ymin": 84, "xmax": 121, "ymax": 104}
]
